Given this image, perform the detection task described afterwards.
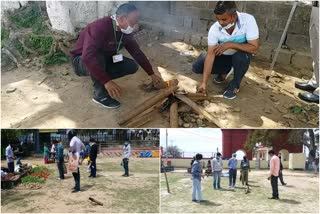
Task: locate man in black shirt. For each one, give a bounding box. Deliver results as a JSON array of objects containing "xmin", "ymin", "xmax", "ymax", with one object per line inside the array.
[{"xmin": 89, "ymin": 139, "xmax": 98, "ymax": 178}]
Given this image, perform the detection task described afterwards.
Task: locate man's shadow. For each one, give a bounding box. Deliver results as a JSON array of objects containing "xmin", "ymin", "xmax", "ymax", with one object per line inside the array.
[
  {"xmin": 199, "ymin": 200, "xmax": 222, "ymax": 206},
  {"xmin": 279, "ymin": 199, "xmax": 301, "ymax": 204}
]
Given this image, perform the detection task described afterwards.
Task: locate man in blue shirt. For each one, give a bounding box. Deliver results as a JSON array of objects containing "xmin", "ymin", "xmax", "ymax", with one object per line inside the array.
[
  {"xmin": 191, "ymin": 153, "xmax": 204, "ymax": 202},
  {"xmin": 228, "ymin": 153, "xmax": 238, "ymax": 188},
  {"xmin": 54, "ymin": 140, "xmax": 65, "ymax": 180}
]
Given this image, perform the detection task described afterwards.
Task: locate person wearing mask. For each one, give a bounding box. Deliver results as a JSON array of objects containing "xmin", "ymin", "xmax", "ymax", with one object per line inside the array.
[
  {"xmin": 89, "ymin": 139, "xmax": 98, "ymax": 178},
  {"xmin": 194, "ymin": 1, "xmax": 259, "ymax": 99},
  {"xmin": 211, "ymin": 152, "xmax": 223, "ymax": 190},
  {"xmin": 6, "ymin": 143, "xmax": 15, "ymax": 173},
  {"xmin": 192, "ymin": 153, "xmax": 204, "ymax": 202},
  {"xmin": 240, "ymin": 156, "xmax": 250, "ymax": 186},
  {"xmin": 54, "ymin": 140, "xmax": 64, "ymax": 180},
  {"xmin": 122, "ymin": 141, "xmax": 131, "ymax": 177},
  {"xmin": 69, "ymin": 130, "xmax": 85, "ymax": 193},
  {"xmin": 43, "ymin": 143, "xmax": 50, "ymax": 164},
  {"xmin": 268, "ymin": 150, "xmax": 280, "ymax": 200},
  {"xmin": 278, "ymin": 155, "xmax": 287, "ymax": 185},
  {"xmin": 70, "ymin": 3, "xmax": 163, "ymax": 108},
  {"xmin": 228, "ymin": 153, "xmax": 238, "ymax": 188}
]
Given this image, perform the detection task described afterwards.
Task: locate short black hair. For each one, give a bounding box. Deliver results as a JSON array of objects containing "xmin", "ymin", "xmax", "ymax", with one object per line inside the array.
[
  {"xmin": 68, "ymin": 129, "xmax": 77, "ymax": 141},
  {"xmin": 268, "ymin": 150, "xmax": 275, "ymax": 155},
  {"xmin": 116, "ymin": 3, "xmax": 138, "ymax": 17},
  {"xmin": 217, "ymin": 152, "xmax": 221, "ymax": 156},
  {"xmin": 52, "ymin": 140, "xmax": 58, "ymax": 144},
  {"xmin": 195, "ymin": 153, "xmax": 203, "ymax": 160},
  {"xmin": 214, "ymin": 1, "xmax": 237, "ymax": 15},
  {"xmin": 89, "ymin": 138, "xmax": 96, "ymax": 142}
]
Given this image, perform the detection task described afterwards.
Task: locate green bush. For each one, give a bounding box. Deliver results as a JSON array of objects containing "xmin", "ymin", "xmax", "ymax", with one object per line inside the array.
[
  {"xmin": 14, "ymin": 40, "xmax": 29, "ymax": 57},
  {"xmin": 44, "ymin": 51, "xmax": 68, "ymax": 65},
  {"xmin": 1, "ymin": 28, "xmax": 10, "ymax": 48},
  {"xmin": 26, "ymin": 35, "xmax": 53, "ymax": 55}
]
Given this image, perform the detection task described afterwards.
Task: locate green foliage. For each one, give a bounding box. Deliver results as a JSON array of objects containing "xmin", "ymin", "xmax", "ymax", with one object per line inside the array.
[
  {"xmin": 26, "ymin": 35, "xmax": 53, "ymax": 55},
  {"xmin": 44, "ymin": 51, "xmax": 68, "ymax": 65},
  {"xmin": 1, "ymin": 28, "xmax": 10, "ymax": 48},
  {"xmin": 9, "ymin": 3, "xmax": 42, "ymax": 30},
  {"xmin": 14, "ymin": 40, "xmax": 29, "ymax": 57},
  {"xmin": 291, "ymin": 106, "xmax": 304, "ymax": 114},
  {"xmin": 21, "ymin": 175, "xmax": 45, "ymax": 184}
]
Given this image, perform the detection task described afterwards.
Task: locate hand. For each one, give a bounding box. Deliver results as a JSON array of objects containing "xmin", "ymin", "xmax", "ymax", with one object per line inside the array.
[
  {"xmin": 104, "ymin": 80, "xmax": 122, "ymax": 99},
  {"xmin": 215, "ymin": 42, "xmax": 232, "ymax": 56},
  {"xmin": 197, "ymin": 82, "xmax": 208, "ymax": 95},
  {"xmin": 267, "ymin": 176, "xmax": 271, "ymax": 180},
  {"xmin": 151, "ymin": 74, "xmax": 163, "ymax": 88}
]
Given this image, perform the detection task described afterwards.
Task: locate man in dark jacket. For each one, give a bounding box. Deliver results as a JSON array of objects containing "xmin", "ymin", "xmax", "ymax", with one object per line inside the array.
[
  {"xmin": 89, "ymin": 139, "xmax": 98, "ymax": 178},
  {"xmin": 278, "ymin": 155, "xmax": 287, "ymax": 185}
]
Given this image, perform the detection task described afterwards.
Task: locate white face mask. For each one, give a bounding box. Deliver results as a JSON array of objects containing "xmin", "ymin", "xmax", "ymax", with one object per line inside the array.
[
  {"xmin": 121, "ymin": 25, "xmax": 134, "ymax": 34},
  {"xmin": 222, "ymin": 22, "xmax": 235, "ymax": 30}
]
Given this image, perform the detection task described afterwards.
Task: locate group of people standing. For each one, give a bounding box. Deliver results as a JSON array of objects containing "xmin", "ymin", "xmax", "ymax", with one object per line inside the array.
[{"xmin": 191, "ymin": 151, "xmax": 287, "ymax": 202}]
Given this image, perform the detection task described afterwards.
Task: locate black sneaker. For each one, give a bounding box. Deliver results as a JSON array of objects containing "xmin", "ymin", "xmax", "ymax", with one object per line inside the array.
[{"xmin": 92, "ymin": 96, "xmax": 120, "ymax": 109}]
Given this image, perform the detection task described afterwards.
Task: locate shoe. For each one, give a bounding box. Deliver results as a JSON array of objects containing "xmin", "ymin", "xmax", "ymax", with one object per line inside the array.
[
  {"xmin": 268, "ymin": 197, "xmax": 279, "ymax": 200},
  {"xmin": 223, "ymin": 86, "xmax": 239, "ymax": 100},
  {"xmin": 56, "ymin": 178, "xmax": 62, "ymax": 180},
  {"xmin": 192, "ymin": 200, "xmax": 197, "ymax": 202},
  {"xmin": 88, "ymin": 175, "xmax": 92, "ymax": 178},
  {"xmin": 199, "ymin": 200, "xmax": 205, "ymax": 203},
  {"xmin": 298, "ymin": 92, "xmax": 319, "ymax": 103},
  {"xmin": 92, "ymin": 96, "xmax": 120, "ymax": 109},
  {"xmin": 213, "ymin": 187, "xmax": 217, "ymax": 190},
  {"xmin": 282, "ymin": 183, "xmax": 287, "ymax": 186},
  {"xmin": 72, "ymin": 190, "xmax": 81, "ymax": 193},
  {"xmin": 295, "ymin": 82, "xmax": 316, "ymax": 92}
]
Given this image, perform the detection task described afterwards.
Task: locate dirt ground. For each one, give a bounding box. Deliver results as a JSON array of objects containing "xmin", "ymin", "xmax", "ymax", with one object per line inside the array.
[
  {"xmin": 1, "ymin": 157, "xmax": 159, "ymax": 213},
  {"xmin": 160, "ymin": 169, "xmax": 319, "ymax": 213},
  {"xmin": 1, "ymin": 30, "xmax": 319, "ymax": 128}
]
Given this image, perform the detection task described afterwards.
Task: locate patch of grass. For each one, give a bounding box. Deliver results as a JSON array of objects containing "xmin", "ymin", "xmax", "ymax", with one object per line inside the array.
[
  {"xmin": 26, "ymin": 34, "xmax": 53, "ymax": 55},
  {"xmin": 9, "ymin": 3, "xmax": 42, "ymax": 29},
  {"xmin": 14, "ymin": 40, "xmax": 29, "ymax": 57},
  {"xmin": 44, "ymin": 51, "xmax": 68, "ymax": 65},
  {"xmin": 1, "ymin": 28, "xmax": 10, "ymax": 48}
]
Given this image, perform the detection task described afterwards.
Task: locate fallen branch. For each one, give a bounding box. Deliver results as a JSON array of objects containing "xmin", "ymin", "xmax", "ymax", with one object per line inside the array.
[
  {"xmin": 169, "ymin": 101, "xmax": 178, "ymax": 128},
  {"xmin": 118, "ymin": 85, "xmax": 178, "ymax": 126},
  {"xmin": 2, "ymin": 48, "xmax": 20, "ymax": 67},
  {"xmin": 89, "ymin": 197, "xmax": 103, "ymax": 206},
  {"xmin": 125, "ymin": 108, "xmax": 158, "ymax": 128},
  {"xmin": 175, "ymin": 94, "xmax": 222, "ymax": 128},
  {"xmin": 37, "ymin": 76, "xmax": 48, "ymax": 85}
]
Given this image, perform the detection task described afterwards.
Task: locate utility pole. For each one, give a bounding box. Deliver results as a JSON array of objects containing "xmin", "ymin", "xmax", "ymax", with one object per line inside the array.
[{"xmin": 164, "ymin": 128, "xmax": 170, "ymax": 193}]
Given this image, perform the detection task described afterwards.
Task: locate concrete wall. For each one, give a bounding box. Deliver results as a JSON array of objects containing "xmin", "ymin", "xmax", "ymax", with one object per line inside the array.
[
  {"xmin": 167, "ymin": 158, "xmax": 291, "ymax": 169},
  {"xmin": 289, "ymin": 153, "xmax": 306, "ymax": 169},
  {"xmin": 132, "ymin": 1, "xmax": 314, "ymax": 70}
]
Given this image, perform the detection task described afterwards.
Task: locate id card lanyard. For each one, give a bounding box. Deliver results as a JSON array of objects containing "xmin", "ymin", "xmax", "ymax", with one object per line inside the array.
[{"xmin": 112, "ymin": 20, "xmax": 124, "ymax": 54}]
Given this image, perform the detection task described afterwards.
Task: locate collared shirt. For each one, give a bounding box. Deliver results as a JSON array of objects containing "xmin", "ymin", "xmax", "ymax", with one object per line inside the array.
[
  {"xmin": 208, "ymin": 11, "xmax": 259, "ymax": 55},
  {"xmin": 192, "ymin": 160, "xmax": 202, "ymax": 180},
  {"xmin": 228, "ymin": 158, "xmax": 238, "ymax": 169},
  {"xmin": 270, "ymin": 155, "xmax": 280, "ymax": 176},
  {"xmin": 70, "ymin": 16, "xmax": 154, "ymax": 85},
  {"xmin": 212, "ymin": 157, "xmax": 223, "ymax": 172},
  {"xmin": 6, "ymin": 145, "xmax": 14, "ymax": 163},
  {"xmin": 123, "ymin": 144, "xmax": 131, "ymax": 159},
  {"xmin": 69, "ymin": 136, "xmax": 85, "ymax": 155}
]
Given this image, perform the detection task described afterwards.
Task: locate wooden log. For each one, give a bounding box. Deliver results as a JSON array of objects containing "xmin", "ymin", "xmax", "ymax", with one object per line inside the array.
[
  {"xmin": 125, "ymin": 108, "xmax": 158, "ymax": 128},
  {"xmin": 89, "ymin": 197, "xmax": 103, "ymax": 206},
  {"xmin": 118, "ymin": 85, "xmax": 178, "ymax": 125},
  {"xmin": 185, "ymin": 92, "xmax": 208, "ymax": 97},
  {"xmin": 169, "ymin": 102, "xmax": 178, "ymax": 128},
  {"xmin": 174, "ymin": 94, "xmax": 222, "ymax": 128}
]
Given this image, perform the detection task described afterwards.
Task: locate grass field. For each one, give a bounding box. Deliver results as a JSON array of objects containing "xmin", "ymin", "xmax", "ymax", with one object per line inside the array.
[
  {"xmin": 160, "ymin": 169, "xmax": 319, "ymax": 213},
  {"xmin": 1, "ymin": 157, "xmax": 159, "ymax": 213}
]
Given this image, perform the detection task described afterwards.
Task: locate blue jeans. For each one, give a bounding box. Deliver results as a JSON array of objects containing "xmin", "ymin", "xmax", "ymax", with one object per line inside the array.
[
  {"xmin": 123, "ymin": 158, "xmax": 129, "ymax": 176},
  {"xmin": 229, "ymin": 168, "xmax": 237, "ymax": 187},
  {"xmin": 192, "ymin": 178, "xmax": 202, "ymax": 201},
  {"xmin": 213, "ymin": 171, "xmax": 222, "ymax": 189},
  {"xmin": 90, "ymin": 159, "xmax": 96, "ymax": 177},
  {"xmin": 192, "ymin": 52, "xmax": 251, "ymax": 89}
]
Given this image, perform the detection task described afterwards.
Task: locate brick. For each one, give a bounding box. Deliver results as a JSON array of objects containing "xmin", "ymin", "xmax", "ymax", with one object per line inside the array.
[
  {"xmin": 183, "ymin": 16, "xmax": 193, "ymax": 28},
  {"xmin": 291, "ymin": 51, "xmax": 313, "ymax": 69},
  {"xmin": 190, "ymin": 34, "xmax": 202, "ymax": 47},
  {"xmin": 288, "ymin": 21, "xmax": 309, "ymax": 36},
  {"xmin": 255, "ymin": 45, "xmax": 274, "ymax": 62},
  {"xmin": 170, "ymin": 29, "xmax": 185, "ymax": 41},
  {"xmin": 199, "ymin": 9, "xmax": 215, "ymax": 20},
  {"xmin": 192, "ymin": 19, "xmax": 208, "ymax": 33},
  {"xmin": 201, "ymin": 36, "xmax": 208, "ymax": 47},
  {"xmin": 271, "ymin": 49, "xmax": 294, "ymax": 65},
  {"xmin": 286, "ymin": 34, "xmax": 310, "ymax": 51},
  {"xmin": 183, "ymin": 32, "xmax": 192, "ymax": 43}
]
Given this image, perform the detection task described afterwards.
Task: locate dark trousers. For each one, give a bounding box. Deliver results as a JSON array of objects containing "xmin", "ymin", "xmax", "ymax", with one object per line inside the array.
[
  {"xmin": 72, "ymin": 55, "xmax": 139, "ymax": 99},
  {"xmin": 16, "ymin": 157, "xmax": 22, "ymax": 165},
  {"xmin": 90, "ymin": 159, "xmax": 96, "ymax": 177},
  {"xmin": 271, "ymin": 175, "xmax": 279, "ymax": 198},
  {"xmin": 229, "ymin": 168, "xmax": 237, "ymax": 187},
  {"xmin": 72, "ymin": 168, "xmax": 80, "ymax": 191},
  {"xmin": 192, "ymin": 51, "xmax": 251, "ymax": 89},
  {"xmin": 57, "ymin": 159, "xmax": 64, "ymax": 179},
  {"xmin": 8, "ymin": 162, "xmax": 14, "ymax": 173},
  {"xmin": 123, "ymin": 158, "xmax": 129, "ymax": 176},
  {"xmin": 279, "ymin": 170, "xmax": 286, "ymax": 185}
]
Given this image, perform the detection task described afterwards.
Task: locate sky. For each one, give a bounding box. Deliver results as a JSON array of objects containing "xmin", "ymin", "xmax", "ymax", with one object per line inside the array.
[{"xmin": 160, "ymin": 128, "xmax": 222, "ymax": 158}]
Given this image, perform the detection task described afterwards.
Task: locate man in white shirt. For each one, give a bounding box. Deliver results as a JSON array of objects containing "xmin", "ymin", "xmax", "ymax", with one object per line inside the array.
[
  {"xmin": 69, "ymin": 130, "xmax": 85, "ymax": 193},
  {"xmin": 6, "ymin": 144, "xmax": 15, "ymax": 172},
  {"xmin": 193, "ymin": 1, "xmax": 259, "ymax": 99},
  {"xmin": 122, "ymin": 141, "xmax": 131, "ymax": 177}
]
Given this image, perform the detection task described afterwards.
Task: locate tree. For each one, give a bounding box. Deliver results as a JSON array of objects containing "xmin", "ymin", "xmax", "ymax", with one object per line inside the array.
[
  {"xmin": 1, "ymin": 129, "xmax": 36, "ymax": 146},
  {"xmin": 166, "ymin": 145, "xmax": 182, "ymax": 158},
  {"xmin": 245, "ymin": 129, "xmax": 319, "ymax": 160}
]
